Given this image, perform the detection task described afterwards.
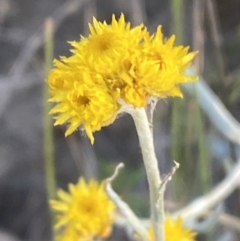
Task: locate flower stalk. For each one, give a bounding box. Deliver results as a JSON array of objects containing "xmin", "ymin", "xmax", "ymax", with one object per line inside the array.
[{"xmin": 130, "ymin": 107, "xmax": 164, "ymax": 241}]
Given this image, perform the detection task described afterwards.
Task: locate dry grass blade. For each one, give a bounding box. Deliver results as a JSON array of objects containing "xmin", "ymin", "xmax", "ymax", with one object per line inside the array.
[{"xmin": 205, "ymin": 0, "xmax": 226, "ymax": 83}]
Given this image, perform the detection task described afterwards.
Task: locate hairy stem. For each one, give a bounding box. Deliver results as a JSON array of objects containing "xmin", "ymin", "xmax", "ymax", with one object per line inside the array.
[{"xmin": 130, "ymin": 107, "xmax": 164, "ymax": 241}]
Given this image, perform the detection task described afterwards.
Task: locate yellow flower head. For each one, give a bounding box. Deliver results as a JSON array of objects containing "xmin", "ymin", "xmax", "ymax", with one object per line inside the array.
[
  {"xmin": 148, "ymin": 216, "xmax": 197, "ymax": 241},
  {"xmin": 68, "ymin": 14, "xmax": 145, "ymax": 75},
  {"xmin": 47, "ymin": 13, "xmax": 197, "ymax": 143},
  {"xmin": 141, "ymin": 27, "xmax": 198, "ymax": 98},
  {"xmin": 48, "ymin": 64, "xmax": 119, "ymax": 143},
  {"xmin": 50, "ymin": 178, "xmax": 115, "ymax": 241}
]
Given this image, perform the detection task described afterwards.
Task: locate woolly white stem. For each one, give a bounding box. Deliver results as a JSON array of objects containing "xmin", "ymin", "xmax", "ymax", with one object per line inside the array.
[
  {"xmin": 130, "ymin": 107, "xmax": 164, "ymax": 241},
  {"xmin": 106, "ymin": 163, "xmax": 149, "ymax": 241}
]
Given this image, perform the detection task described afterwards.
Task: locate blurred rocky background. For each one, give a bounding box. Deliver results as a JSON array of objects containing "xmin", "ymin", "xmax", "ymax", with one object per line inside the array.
[{"xmin": 0, "ymin": 0, "xmax": 240, "ymax": 240}]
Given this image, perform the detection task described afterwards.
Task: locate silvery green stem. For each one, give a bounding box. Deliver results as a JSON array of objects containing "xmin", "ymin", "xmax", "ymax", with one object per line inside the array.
[{"xmin": 130, "ymin": 107, "xmax": 165, "ymax": 241}]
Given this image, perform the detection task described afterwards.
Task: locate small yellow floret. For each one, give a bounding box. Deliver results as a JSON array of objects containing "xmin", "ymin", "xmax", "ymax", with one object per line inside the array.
[
  {"xmin": 148, "ymin": 216, "xmax": 197, "ymax": 241},
  {"xmin": 50, "ymin": 178, "xmax": 115, "ymax": 241}
]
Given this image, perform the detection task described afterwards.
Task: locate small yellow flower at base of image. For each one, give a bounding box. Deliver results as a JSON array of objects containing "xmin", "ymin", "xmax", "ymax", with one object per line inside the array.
[
  {"xmin": 148, "ymin": 216, "xmax": 197, "ymax": 241},
  {"xmin": 50, "ymin": 178, "xmax": 115, "ymax": 241}
]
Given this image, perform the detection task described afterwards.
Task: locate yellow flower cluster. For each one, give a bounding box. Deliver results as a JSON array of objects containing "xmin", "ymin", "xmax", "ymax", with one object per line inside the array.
[
  {"xmin": 48, "ymin": 14, "xmax": 197, "ymax": 143},
  {"xmin": 50, "ymin": 178, "xmax": 115, "ymax": 241},
  {"xmin": 148, "ymin": 216, "xmax": 197, "ymax": 241}
]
